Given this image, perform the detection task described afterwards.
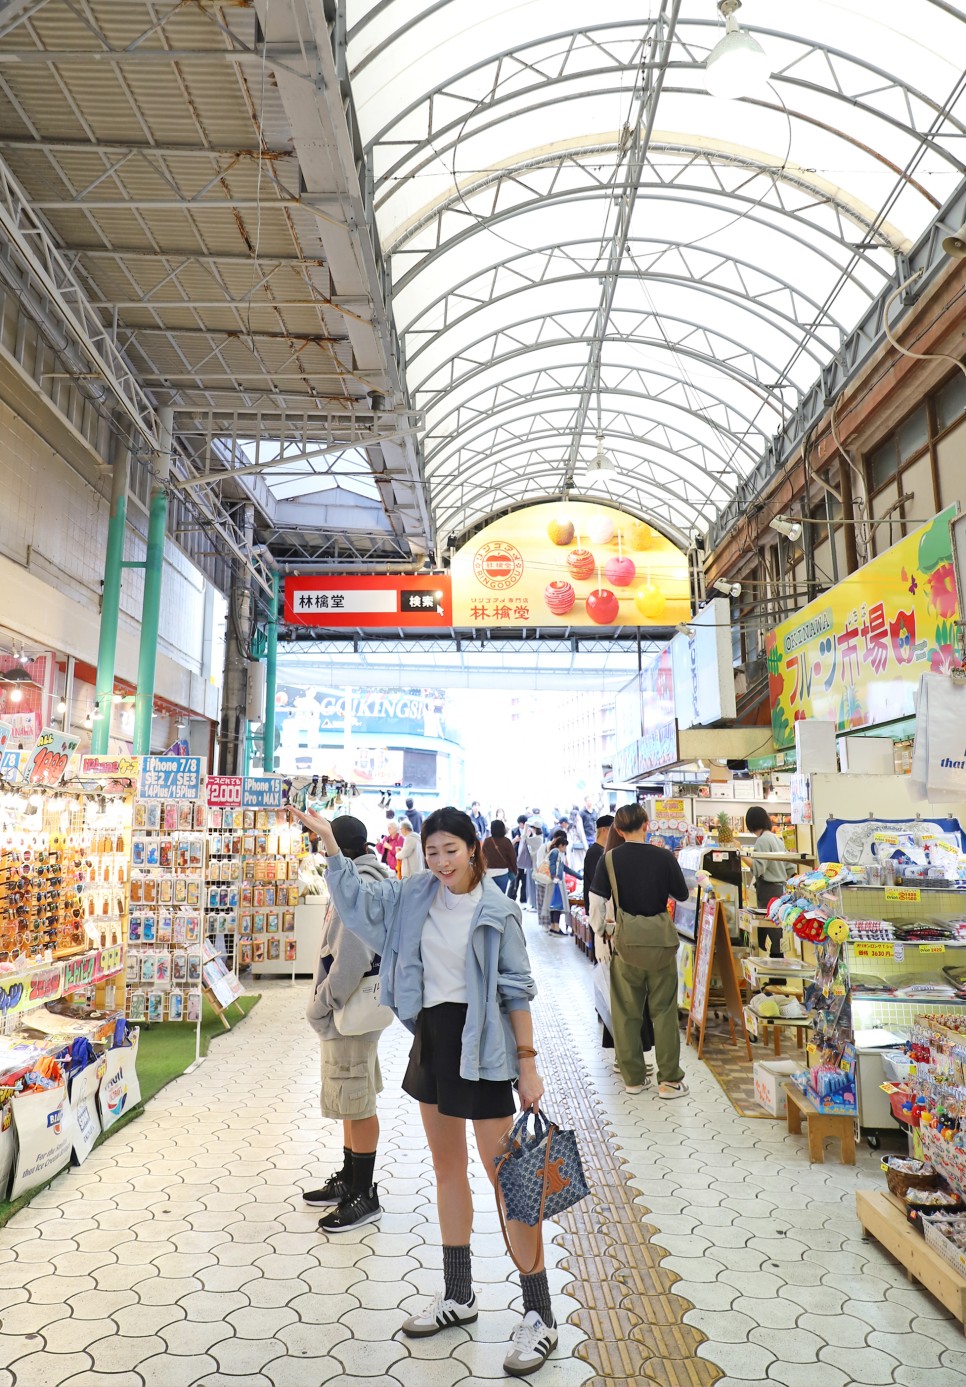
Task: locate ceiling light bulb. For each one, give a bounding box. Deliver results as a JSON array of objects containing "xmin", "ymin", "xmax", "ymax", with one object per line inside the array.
[
  {"xmin": 9, "ymin": 688, "xmax": 22, "ymax": 704},
  {"xmin": 56, "ymin": 699, "xmax": 67, "ymax": 715},
  {"xmin": 705, "ymin": 0, "xmax": 771, "ymax": 100},
  {"xmin": 713, "ymin": 579, "xmax": 742, "ymax": 598}
]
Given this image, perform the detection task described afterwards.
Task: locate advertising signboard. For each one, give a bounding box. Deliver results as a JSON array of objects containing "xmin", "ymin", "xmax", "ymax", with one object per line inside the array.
[
  {"xmin": 767, "ymin": 508, "xmax": 958, "ymax": 748},
  {"xmin": 671, "ymin": 598, "xmax": 737, "ymax": 729},
  {"xmin": 450, "ymin": 501, "xmax": 689, "ymax": 628}
]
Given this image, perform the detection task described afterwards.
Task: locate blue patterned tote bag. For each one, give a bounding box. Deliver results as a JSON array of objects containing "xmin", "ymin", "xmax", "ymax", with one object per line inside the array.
[{"xmin": 494, "ymin": 1110, "xmax": 590, "ymax": 1272}]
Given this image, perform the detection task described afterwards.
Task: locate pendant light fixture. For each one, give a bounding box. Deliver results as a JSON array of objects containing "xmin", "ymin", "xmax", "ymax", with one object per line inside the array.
[{"xmin": 704, "ymin": 0, "xmax": 771, "ymax": 100}]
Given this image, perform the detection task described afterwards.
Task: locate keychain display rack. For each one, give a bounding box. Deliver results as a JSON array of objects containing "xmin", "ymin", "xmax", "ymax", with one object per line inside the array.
[{"xmin": 127, "ymin": 796, "xmax": 206, "ymax": 1025}]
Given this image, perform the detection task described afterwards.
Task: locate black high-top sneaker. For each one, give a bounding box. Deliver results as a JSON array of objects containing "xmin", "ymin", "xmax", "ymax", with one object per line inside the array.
[{"xmin": 317, "ymin": 1184, "xmax": 382, "ymax": 1232}]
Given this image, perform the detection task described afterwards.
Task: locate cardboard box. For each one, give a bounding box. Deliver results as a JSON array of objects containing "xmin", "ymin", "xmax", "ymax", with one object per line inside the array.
[{"xmin": 753, "ymin": 1059, "xmax": 803, "ymax": 1116}]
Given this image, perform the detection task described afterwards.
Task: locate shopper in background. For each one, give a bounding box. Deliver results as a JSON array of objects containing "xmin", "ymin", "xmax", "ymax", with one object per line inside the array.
[
  {"xmin": 378, "ymin": 814, "xmax": 404, "ymax": 873},
  {"xmin": 483, "ymin": 819, "xmax": 519, "ymax": 894},
  {"xmin": 303, "ymin": 815, "xmax": 388, "ymax": 1231},
  {"xmin": 580, "ymin": 796, "xmax": 598, "ymax": 846},
  {"xmin": 546, "ymin": 830, "xmax": 579, "ymax": 935},
  {"xmin": 527, "ymin": 808, "xmax": 549, "ymax": 838},
  {"xmin": 291, "ymin": 804, "xmax": 559, "ymax": 1377},
  {"xmin": 405, "ymin": 797, "xmax": 423, "ymax": 834},
  {"xmin": 398, "ymin": 819, "xmax": 425, "ymax": 878},
  {"xmin": 469, "ymin": 801, "xmax": 488, "ymax": 838},
  {"xmin": 568, "ymin": 806, "xmax": 588, "ymax": 870},
  {"xmin": 508, "ymin": 815, "xmax": 529, "ymax": 902},
  {"xmin": 583, "ymin": 814, "xmax": 614, "ymax": 914},
  {"xmin": 590, "ymin": 804, "xmax": 690, "ymax": 1100},
  {"xmin": 514, "ymin": 817, "xmax": 539, "ymax": 908},
  {"xmin": 743, "ymin": 806, "xmax": 793, "ymax": 959}
]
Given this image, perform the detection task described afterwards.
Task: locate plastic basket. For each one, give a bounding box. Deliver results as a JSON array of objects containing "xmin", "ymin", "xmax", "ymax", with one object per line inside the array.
[
  {"xmin": 881, "ymin": 1051, "xmax": 913, "ymax": 1083},
  {"xmin": 923, "ymin": 1214, "xmax": 966, "ymax": 1276}
]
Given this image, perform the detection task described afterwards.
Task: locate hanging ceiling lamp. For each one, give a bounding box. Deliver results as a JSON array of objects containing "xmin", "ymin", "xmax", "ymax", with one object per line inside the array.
[
  {"xmin": 704, "ymin": 0, "xmax": 771, "ymax": 100},
  {"xmin": 577, "ymin": 433, "xmax": 618, "ymax": 480}
]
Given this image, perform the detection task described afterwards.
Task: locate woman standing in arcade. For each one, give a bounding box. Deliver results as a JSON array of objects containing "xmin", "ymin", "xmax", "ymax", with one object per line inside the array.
[{"xmin": 290, "ymin": 804, "xmax": 559, "ymax": 1378}]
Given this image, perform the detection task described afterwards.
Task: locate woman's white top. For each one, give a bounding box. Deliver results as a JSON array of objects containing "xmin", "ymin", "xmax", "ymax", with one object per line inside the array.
[{"xmin": 421, "ymin": 881, "xmax": 482, "ymax": 1007}]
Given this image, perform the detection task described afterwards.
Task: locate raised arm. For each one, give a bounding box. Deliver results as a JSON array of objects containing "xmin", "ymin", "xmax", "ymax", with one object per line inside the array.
[{"xmin": 291, "ymin": 807, "xmax": 400, "ymax": 953}]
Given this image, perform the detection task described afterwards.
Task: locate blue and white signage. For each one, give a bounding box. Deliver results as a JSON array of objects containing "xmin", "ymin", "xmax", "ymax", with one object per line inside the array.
[{"xmin": 138, "ymin": 756, "xmax": 203, "ymax": 802}]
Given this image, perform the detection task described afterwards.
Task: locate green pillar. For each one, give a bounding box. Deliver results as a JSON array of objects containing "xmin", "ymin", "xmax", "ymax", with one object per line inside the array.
[
  {"xmin": 133, "ymin": 407, "xmax": 172, "ymax": 755},
  {"xmin": 262, "ymin": 571, "xmax": 279, "ymax": 773},
  {"xmin": 91, "ymin": 437, "xmax": 130, "ymax": 755}
]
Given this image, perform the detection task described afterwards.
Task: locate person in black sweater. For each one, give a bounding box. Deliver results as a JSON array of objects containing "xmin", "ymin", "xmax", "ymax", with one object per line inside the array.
[
  {"xmin": 582, "ymin": 814, "xmax": 614, "ymax": 914},
  {"xmin": 590, "ymin": 804, "xmax": 689, "ymax": 1100}
]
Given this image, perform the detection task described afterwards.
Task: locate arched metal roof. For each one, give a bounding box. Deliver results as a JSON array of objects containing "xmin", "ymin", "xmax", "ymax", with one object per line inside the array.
[{"xmin": 346, "ymin": 0, "xmax": 966, "ymax": 543}]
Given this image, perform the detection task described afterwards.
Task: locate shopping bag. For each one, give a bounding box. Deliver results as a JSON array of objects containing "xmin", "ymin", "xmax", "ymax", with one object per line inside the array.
[
  {"xmin": 333, "ymin": 969, "xmax": 393, "ymax": 1035},
  {"xmin": 911, "ymin": 673, "xmax": 966, "ymax": 799},
  {"xmin": 494, "ymin": 1110, "xmax": 589, "ymax": 1271}
]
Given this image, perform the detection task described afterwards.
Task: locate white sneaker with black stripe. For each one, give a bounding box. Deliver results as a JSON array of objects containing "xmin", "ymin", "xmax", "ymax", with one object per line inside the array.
[
  {"xmin": 400, "ymin": 1291, "xmax": 478, "ymax": 1338},
  {"xmin": 503, "ymin": 1310, "xmax": 558, "ymax": 1376}
]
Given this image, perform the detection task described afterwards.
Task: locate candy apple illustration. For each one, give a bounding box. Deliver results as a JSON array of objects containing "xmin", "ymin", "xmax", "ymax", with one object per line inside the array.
[
  {"xmin": 544, "ymin": 581, "xmax": 576, "ymax": 615},
  {"xmin": 586, "ymin": 587, "xmax": 620, "ymax": 624},
  {"xmin": 547, "ymin": 517, "xmax": 575, "ymax": 546},
  {"xmin": 605, "ymin": 556, "xmax": 636, "ymax": 587},
  {"xmin": 567, "ymin": 548, "xmax": 595, "ymax": 580}
]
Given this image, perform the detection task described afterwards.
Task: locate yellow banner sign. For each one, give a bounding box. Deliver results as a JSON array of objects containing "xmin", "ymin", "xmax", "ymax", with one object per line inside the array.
[
  {"xmin": 767, "ymin": 509, "xmax": 958, "ymax": 747},
  {"xmin": 885, "ymin": 886, "xmax": 921, "ymax": 903},
  {"xmin": 451, "ymin": 501, "xmax": 690, "ymax": 628},
  {"xmin": 854, "ymin": 942, "xmax": 895, "ymax": 958}
]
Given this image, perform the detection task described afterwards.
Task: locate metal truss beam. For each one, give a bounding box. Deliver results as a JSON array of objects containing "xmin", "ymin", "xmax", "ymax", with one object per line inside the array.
[
  {"xmin": 390, "ymin": 151, "xmax": 897, "ymax": 288},
  {"xmin": 423, "ymin": 372, "xmax": 768, "ymax": 475},
  {"xmin": 403, "ymin": 256, "xmax": 838, "ymax": 377},
  {"xmin": 280, "ymin": 633, "xmax": 665, "ymax": 654},
  {"xmin": 0, "ymin": 152, "xmax": 159, "ymax": 450},
  {"xmin": 409, "ymin": 318, "xmax": 794, "ymax": 420},
  {"xmin": 359, "ymin": 16, "xmax": 965, "ymax": 194},
  {"xmin": 708, "ymin": 176, "xmax": 966, "ymax": 547}
]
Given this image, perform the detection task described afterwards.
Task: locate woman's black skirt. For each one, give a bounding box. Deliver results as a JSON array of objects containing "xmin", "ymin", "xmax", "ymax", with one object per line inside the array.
[{"xmin": 402, "ymin": 1002, "xmax": 516, "ymax": 1119}]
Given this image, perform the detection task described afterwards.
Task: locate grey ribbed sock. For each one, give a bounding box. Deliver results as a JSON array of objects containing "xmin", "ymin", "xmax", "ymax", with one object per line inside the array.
[
  {"xmin": 442, "ymin": 1244, "xmax": 473, "ymax": 1305},
  {"xmin": 521, "ymin": 1269, "xmax": 554, "ymax": 1326}
]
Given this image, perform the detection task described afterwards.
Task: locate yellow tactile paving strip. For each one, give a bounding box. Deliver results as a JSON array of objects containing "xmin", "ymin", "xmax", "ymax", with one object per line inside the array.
[{"xmin": 534, "ymin": 993, "xmax": 722, "ymax": 1387}]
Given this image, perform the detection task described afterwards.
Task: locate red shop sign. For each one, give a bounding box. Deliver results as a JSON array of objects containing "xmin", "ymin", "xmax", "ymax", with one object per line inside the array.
[{"xmin": 284, "ymin": 575, "xmax": 452, "ymax": 629}]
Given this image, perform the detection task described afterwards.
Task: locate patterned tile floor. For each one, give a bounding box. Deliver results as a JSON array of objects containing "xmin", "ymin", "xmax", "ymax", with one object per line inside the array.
[{"xmin": 0, "ymin": 915, "xmax": 961, "ymax": 1386}]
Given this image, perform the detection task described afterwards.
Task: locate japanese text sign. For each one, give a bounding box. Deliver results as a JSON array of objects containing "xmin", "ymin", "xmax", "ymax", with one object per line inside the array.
[
  {"xmin": 285, "ymin": 575, "xmax": 452, "ymax": 629},
  {"xmin": 450, "ymin": 500, "xmax": 689, "ymax": 628},
  {"xmin": 767, "ymin": 508, "xmax": 958, "ymax": 748},
  {"xmin": 206, "ymin": 776, "xmax": 286, "ymax": 809},
  {"xmin": 138, "ymin": 756, "xmax": 203, "ymax": 802}
]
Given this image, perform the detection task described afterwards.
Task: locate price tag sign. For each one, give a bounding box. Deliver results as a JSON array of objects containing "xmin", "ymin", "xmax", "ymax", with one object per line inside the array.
[
  {"xmin": 854, "ymin": 942, "xmax": 895, "ymax": 959},
  {"xmin": 885, "ymin": 887, "xmax": 921, "ymax": 903},
  {"xmin": 920, "ymin": 943, "xmax": 946, "ymax": 954}
]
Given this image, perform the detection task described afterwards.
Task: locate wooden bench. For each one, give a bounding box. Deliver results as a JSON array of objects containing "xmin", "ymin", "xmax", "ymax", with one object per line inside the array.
[{"xmin": 782, "ymin": 1082, "xmax": 856, "ymax": 1165}]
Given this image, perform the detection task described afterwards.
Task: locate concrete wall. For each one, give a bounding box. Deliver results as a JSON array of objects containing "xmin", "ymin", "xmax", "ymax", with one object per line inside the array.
[{"xmin": 0, "ymin": 392, "xmax": 221, "ymax": 720}]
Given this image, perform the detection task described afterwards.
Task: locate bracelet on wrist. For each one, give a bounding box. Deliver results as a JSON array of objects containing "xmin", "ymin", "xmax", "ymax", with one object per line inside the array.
[{"xmin": 517, "ymin": 1046, "xmax": 538, "ymax": 1059}]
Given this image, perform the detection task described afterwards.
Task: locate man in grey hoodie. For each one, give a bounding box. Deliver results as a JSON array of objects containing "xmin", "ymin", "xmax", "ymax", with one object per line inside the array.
[{"xmin": 302, "ymin": 814, "xmax": 391, "ymax": 1232}]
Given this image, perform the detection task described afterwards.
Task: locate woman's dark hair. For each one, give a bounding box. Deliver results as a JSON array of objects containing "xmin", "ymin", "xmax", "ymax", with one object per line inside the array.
[
  {"xmin": 550, "ymin": 830, "xmax": 568, "ymax": 848},
  {"xmin": 386, "ymin": 809, "xmax": 395, "ymax": 821},
  {"xmin": 490, "ymin": 819, "xmax": 507, "ymax": 838},
  {"xmin": 517, "ymin": 814, "xmax": 528, "ymax": 824},
  {"xmin": 745, "ymin": 806, "xmax": 773, "ymax": 833},
  {"xmin": 421, "ymin": 806, "xmax": 486, "ymax": 888}
]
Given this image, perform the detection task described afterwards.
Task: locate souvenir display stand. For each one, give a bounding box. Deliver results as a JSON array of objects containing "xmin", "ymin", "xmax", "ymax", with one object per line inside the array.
[
  {"xmin": 128, "ymin": 758, "xmax": 207, "ymax": 1036},
  {"xmin": 205, "ymin": 777, "xmax": 303, "ymax": 976}
]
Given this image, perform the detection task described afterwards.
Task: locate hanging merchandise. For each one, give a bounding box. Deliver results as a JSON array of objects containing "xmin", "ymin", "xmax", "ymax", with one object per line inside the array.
[
  {"xmin": 9, "ymin": 1060, "xmax": 71, "ymax": 1201},
  {"xmin": 206, "ymin": 777, "xmax": 304, "ymax": 971},
  {"xmin": 128, "ymin": 761, "xmax": 207, "ymax": 1024},
  {"xmin": 68, "ymin": 1053, "xmax": 103, "ymax": 1165},
  {"xmin": 97, "ymin": 1030, "xmax": 141, "ymax": 1133}
]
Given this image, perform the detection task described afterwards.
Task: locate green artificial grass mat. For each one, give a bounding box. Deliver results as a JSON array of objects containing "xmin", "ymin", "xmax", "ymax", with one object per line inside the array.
[
  {"xmin": 135, "ymin": 993, "xmax": 261, "ymax": 1103},
  {"xmin": 0, "ymin": 993, "xmax": 260, "ymax": 1228}
]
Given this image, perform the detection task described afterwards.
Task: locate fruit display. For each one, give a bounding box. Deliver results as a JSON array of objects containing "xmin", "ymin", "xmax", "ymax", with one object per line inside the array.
[
  {"xmin": 544, "ymin": 581, "xmax": 576, "ymax": 615},
  {"xmin": 567, "ymin": 548, "xmax": 596, "ymax": 580}
]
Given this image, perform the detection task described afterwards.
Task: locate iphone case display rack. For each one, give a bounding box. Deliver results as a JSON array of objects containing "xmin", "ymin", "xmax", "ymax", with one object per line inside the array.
[
  {"xmin": 205, "ymin": 807, "xmax": 301, "ymax": 971},
  {"xmin": 127, "ymin": 798, "xmax": 206, "ymax": 1023}
]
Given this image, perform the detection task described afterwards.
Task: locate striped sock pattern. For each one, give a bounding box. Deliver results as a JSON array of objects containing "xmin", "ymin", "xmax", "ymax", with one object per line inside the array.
[
  {"xmin": 520, "ymin": 1269, "xmax": 554, "ymax": 1327},
  {"xmin": 442, "ymin": 1244, "xmax": 473, "ymax": 1306}
]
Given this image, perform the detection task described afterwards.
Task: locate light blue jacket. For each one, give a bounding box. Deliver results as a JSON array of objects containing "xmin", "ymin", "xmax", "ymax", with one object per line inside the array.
[{"xmin": 324, "ymin": 854, "xmax": 536, "ymax": 1082}]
